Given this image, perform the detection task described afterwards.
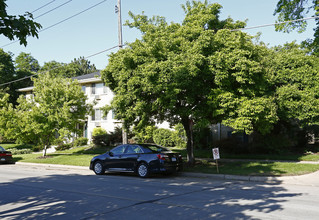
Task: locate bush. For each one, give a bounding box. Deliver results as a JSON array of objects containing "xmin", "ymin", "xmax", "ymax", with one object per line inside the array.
[
  {"xmin": 92, "ymin": 127, "xmax": 108, "ymax": 147},
  {"xmin": 7, "ymin": 148, "xmax": 33, "ymax": 155},
  {"xmin": 133, "ymin": 126, "xmax": 156, "ymax": 143},
  {"xmin": 55, "ymin": 143, "xmax": 73, "ymax": 151},
  {"xmin": 153, "ymin": 128, "xmax": 177, "ymax": 147},
  {"xmin": 108, "ymin": 127, "xmax": 123, "ymax": 146},
  {"xmin": 32, "ymin": 145, "xmax": 42, "ymax": 152},
  {"xmin": 74, "ymin": 137, "xmax": 88, "ymax": 147}
]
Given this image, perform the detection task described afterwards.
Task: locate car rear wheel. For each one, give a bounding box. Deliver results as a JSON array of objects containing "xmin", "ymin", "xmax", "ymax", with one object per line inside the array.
[
  {"xmin": 93, "ymin": 161, "xmax": 105, "ymax": 175},
  {"xmin": 137, "ymin": 163, "xmax": 149, "ymax": 178}
]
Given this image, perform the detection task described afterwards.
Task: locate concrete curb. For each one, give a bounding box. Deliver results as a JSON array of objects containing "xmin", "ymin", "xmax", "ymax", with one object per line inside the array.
[
  {"xmin": 180, "ymin": 172, "xmax": 283, "ymax": 183},
  {"xmin": 15, "ymin": 162, "xmax": 315, "ymax": 183},
  {"xmin": 15, "ymin": 162, "xmax": 90, "ymax": 170}
]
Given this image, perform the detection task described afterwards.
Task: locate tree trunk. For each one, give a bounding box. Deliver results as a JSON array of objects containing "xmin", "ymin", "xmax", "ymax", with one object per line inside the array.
[
  {"xmin": 43, "ymin": 145, "xmax": 47, "ymax": 157},
  {"xmin": 182, "ymin": 117, "xmax": 195, "ymax": 166}
]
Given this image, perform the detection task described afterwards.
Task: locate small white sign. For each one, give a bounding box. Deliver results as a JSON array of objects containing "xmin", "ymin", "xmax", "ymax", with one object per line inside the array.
[{"xmin": 212, "ymin": 148, "xmax": 220, "ymax": 160}]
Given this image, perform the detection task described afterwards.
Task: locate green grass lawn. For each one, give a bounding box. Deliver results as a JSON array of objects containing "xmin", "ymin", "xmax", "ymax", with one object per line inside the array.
[
  {"xmin": 172, "ymin": 148, "xmax": 319, "ymax": 161},
  {"xmin": 184, "ymin": 160, "xmax": 319, "ymax": 176},
  {"xmin": 10, "ymin": 145, "xmax": 319, "ymax": 176}
]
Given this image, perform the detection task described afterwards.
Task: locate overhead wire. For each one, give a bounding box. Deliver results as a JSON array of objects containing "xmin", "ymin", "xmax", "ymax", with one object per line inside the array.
[
  {"xmin": 0, "ymin": 44, "xmax": 123, "ymax": 87},
  {"xmin": 231, "ymin": 15, "xmax": 319, "ymax": 32},
  {"xmin": 39, "ymin": 0, "xmax": 108, "ymax": 33},
  {"xmin": 31, "ymin": 0, "xmax": 57, "ymax": 14},
  {"xmin": 34, "ymin": 0, "xmax": 73, "ymax": 19},
  {"xmin": 1, "ymin": 0, "xmax": 108, "ymax": 48}
]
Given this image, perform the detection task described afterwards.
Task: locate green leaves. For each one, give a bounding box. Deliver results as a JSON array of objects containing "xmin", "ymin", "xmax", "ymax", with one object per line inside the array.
[
  {"xmin": 0, "ymin": 0, "xmax": 41, "ymax": 46},
  {"xmin": 12, "ymin": 72, "xmax": 91, "ymax": 152}
]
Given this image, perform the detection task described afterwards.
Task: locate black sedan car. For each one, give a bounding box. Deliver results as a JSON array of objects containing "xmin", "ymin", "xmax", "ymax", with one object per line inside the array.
[
  {"xmin": 90, "ymin": 144, "xmax": 183, "ymax": 177},
  {"xmin": 0, "ymin": 146, "xmax": 13, "ymax": 164}
]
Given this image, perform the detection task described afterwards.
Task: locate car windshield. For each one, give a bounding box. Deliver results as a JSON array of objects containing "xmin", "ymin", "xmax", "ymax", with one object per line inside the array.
[
  {"xmin": 141, "ymin": 144, "xmax": 170, "ymax": 153},
  {"xmin": 0, "ymin": 146, "xmax": 4, "ymax": 151}
]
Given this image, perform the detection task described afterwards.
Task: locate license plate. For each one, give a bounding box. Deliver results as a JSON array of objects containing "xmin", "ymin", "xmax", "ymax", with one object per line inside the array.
[
  {"xmin": 171, "ymin": 157, "xmax": 176, "ymax": 162},
  {"xmin": 1, "ymin": 158, "xmax": 5, "ymax": 161}
]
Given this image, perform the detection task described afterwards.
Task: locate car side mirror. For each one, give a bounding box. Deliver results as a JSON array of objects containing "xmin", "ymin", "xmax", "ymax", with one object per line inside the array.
[{"xmin": 109, "ymin": 152, "xmax": 114, "ymax": 157}]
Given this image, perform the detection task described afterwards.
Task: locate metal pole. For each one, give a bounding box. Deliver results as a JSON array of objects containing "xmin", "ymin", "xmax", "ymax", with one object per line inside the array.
[
  {"xmin": 118, "ymin": 0, "xmax": 123, "ymax": 49},
  {"xmin": 117, "ymin": 0, "xmax": 127, "ymax": 144}
]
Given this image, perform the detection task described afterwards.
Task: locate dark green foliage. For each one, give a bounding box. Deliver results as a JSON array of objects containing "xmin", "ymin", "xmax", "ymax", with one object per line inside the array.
[
  {"xmin": 55, "ymin": 143, "xmax": 72, "ymax": 151},
  {"xmin": 92, "ymin": 127, "xmax": 109, "ymax": 147},
  {"xmin": 0, "ymin": 0, "xmax": 41, "ymax": 46},
  {"xmin": 108, "ymin": 127, "xmax": 123, "ymax": 146},
  {"xmin": 152, "ymin": 126, "xmax": 187, "ymax": 148},
  {"xmin": 274, "ymin": 0, "xmax": 319, "ymax": 54},
  {"xmin": 193, "ymin": 127, "xmax": 213, "ymax": 149},
  {"xmin": 153, "ymin": 128, "xmax": 175, "ymax": 147},
  {"xmin": 73, "ymin": 137, "xmax": 88, "ymax": 147}
]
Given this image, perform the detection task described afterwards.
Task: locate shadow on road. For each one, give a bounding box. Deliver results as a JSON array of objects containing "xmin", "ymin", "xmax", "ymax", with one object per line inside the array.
[{"xmin": 0, "ymin": 170, "xmax": 303, "ymax": 219}]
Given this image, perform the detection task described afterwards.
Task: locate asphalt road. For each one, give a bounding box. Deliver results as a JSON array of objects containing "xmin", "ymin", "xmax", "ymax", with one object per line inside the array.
[{"xmin": 1, "ymin": 163, "xmax": 319, "ymax": 220}]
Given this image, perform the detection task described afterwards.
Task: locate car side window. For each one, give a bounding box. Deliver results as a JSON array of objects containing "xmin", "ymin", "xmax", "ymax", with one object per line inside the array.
[
  {"xmin": 110, "ymin": 145, "xmax": 126, "ymax": 155},
  {"xmin": 134, "ymin": 146, "xmax": 143, "ymax": 153},
  {"xmin": 125, "ymin": 145, "xmax": 143, "ymax": 154}
]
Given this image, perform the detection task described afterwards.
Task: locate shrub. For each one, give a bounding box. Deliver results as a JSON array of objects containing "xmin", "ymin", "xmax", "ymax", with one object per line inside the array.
[
  {"xmin": 172, "ymin": 124, "xmax": 187, "ymax": 149},
  {"xmin": 133, "ymin": 126, "xmax": 156, "ymax": 143},
  {"xmin": 7, "ymin": 148, "xmax": 32, "ymax": 155},
  {"xmin": 92, "ymin": 127, "xmax": 108, "ymax": 147},
  {"xmin": 108, "ymin": 127, "xmax": 123, "ymax": 146},
  {"xmin": 153, "ymin": 128, "xmax": 175, "ymax": 147},
  {"xmin": 74, "ymin": 137, "xmax": 88, "ymax": 147},
  {"xmin": 55, "ymin": 143, "xmax": 73, "ymax": 151}
]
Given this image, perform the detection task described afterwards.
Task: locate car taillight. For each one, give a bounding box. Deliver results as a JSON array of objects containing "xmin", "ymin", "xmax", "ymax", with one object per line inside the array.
[
  {"xmin": 157, "ymin": 154, "xmax": 167, "ymax": 161},
  {"xmin": 0, "ymin": 153, "xmax": 11, "ymax": 156}
]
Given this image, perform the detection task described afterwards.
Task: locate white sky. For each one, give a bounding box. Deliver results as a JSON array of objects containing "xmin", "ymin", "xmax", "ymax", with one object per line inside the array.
[{"xmin": 0, "ymin": 0, "xmax": 316, "ymax": 70}]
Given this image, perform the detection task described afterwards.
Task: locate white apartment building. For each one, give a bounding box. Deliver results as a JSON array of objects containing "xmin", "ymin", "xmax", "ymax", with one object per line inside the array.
[{"xmin": 18, "ymin": 71, "xmax": 121, "ymax": 142}]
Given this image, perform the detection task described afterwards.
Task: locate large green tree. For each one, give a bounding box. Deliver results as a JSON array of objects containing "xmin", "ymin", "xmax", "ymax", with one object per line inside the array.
[
  {"xmin": 15, "ymin": 52, "xmax": 40, "ymax": 73},
  {"xmin": 102, "ymin": 1, "xmax": 276, "ymax": 164},
  {"xmin": 0, "ymin": 48, "xmax": 19, "ymax": 105},
  {"xmin": 0, "ymin": 48, "xmax": 14, "ymax": 84},
  {"xmin": 69, "ymin": 56, "xmax": 98, "ymax": 76},
  {"xmin": 12, "ymin": 72, "xmax": 92, "ymax": 156},
  {"xmin": 0, "ymin": 0, "xmax": 41, "ymax": 46},
  {"xmin": 270, "ymin": 42, "xmax": 319, "ymax": 127},
  {"xmin": 274, "ymin": 0, "xmax": 319, "ymax": 54},
  {"xmin": 40, "ymin": 57, "xmax": 98, "ymax": 78},
  {"xmin": 0, "ymin": 90, "xmax": 15, "ymax": 141}
]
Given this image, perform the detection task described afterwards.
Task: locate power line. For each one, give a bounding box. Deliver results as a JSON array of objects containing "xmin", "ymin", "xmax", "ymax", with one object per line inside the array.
[
  {"xmin": 39, "ymin": 0, "xmax": 108, "ymax": 33},
  {"xmin": 231, "ymin": 15, "xmax": 319, "ymax": 32},
  {"xmin": 31, "ymin": 0, "xmax": 56, "ymax": 14},
  {"xmin": 34, "ymin": 0, "xmax": 73, "ymax": 19},
  {"xmin": 1, "ymin": 0, "xmax": 108, "ymax": 48},
  {"xmin": 0, "ymin": 44, "xmax": 122, "ymax": 87}
]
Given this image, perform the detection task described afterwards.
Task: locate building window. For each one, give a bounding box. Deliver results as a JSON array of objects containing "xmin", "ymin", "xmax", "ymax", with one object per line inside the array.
[
  {"xmin": 103, "ymin": 83, "xmax": 108, "ymax": 94},
  {"xmin": 92, "ymin": 109, "xmax": 100, "ymax": 121},
  {"xmin": 95, "ymin": 83, "xmax": 105, "ymax": 95},
  {"xmin": 82, "ymin": 86, "xmax": 86, "ymax": 93},
  {"xmin": 92, "ymin": 109, "xmax": 107, "ymax": 121},
  {"xmin": 92, "ymin": 83, "xmax": 96, "ymax": 94}
]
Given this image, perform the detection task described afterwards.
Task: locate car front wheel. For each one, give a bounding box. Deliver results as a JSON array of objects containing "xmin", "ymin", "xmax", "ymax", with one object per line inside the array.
[
  {"xmin": 137, "ymin": 163, "xmax": 149, "ymax": 178},
  {"xmin": 93, "ymin": 161, "xmax": 105, "ymax": 175}
]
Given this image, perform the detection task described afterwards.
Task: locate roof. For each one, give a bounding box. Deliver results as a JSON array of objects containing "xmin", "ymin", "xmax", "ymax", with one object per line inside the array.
[
  {"xmin": 18, "ymin": 71, "xmax": 103, "ymax": 92},
  {"xmin": 72, "ymin": 71, "xmax": 102, "ymax": 84},
  {"xmin": 72, "ymin": 71, "xmax": 101, "ymax": 81}
]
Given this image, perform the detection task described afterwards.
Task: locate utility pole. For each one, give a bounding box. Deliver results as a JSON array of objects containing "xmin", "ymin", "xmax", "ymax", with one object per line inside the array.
[
  {"xmin": 117, "ymin": 0, "xmax": 123, "ymax": 49},
  {"xmin": 116, "ymin": 0, "xmax": 127, "ymax": 144}
]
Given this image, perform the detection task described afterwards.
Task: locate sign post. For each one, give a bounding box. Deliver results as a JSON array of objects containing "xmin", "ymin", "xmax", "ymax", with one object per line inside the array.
[{"xmin": 212, "ymin": 148, "xmax": 220, "ymax": 174}]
